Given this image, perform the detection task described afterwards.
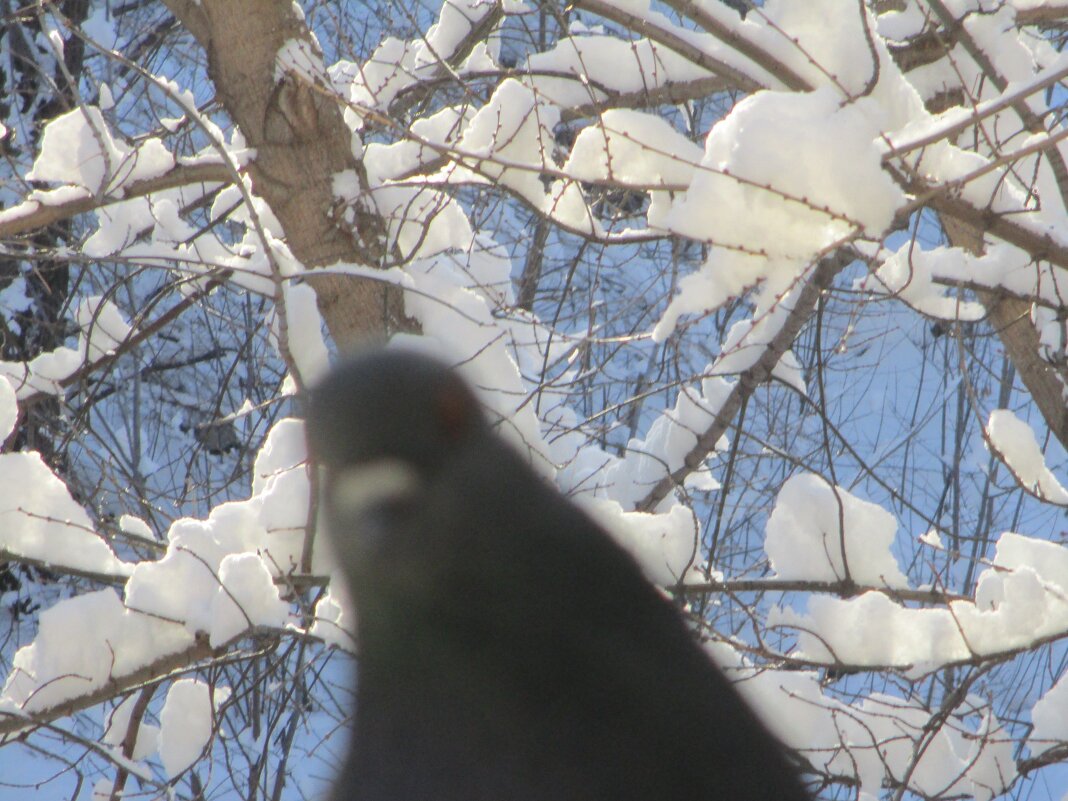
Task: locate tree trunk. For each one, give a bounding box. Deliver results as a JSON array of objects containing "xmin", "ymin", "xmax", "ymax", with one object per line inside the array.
[{"xmin": 163, "ymin": 0, "xmax": 411, "ymax": 345}]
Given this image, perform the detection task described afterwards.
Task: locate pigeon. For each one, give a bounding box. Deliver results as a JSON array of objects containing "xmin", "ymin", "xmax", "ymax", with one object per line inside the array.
[{"xmin": 306, "ymin": 349, "xmax": 811, "ymax": 801}]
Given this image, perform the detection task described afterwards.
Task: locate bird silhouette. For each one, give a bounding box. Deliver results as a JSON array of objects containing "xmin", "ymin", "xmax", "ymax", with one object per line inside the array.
[{"xmin": 306, "ymin": 349, "xmax": 811, "ymax": 801}]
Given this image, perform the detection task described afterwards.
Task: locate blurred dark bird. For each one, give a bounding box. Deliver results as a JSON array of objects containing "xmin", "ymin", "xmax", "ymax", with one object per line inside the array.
[{"xmin": 306, "ymin": 349, "xmax": 811, "ymax": 801}]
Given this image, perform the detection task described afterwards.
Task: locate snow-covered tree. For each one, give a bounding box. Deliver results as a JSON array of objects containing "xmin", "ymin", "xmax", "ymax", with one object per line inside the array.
[{"xmin": 1, "ymin": 0, "xmax": 1067, "ymax": 798}]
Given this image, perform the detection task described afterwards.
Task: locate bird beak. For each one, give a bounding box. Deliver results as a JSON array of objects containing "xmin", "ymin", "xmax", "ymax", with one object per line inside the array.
[{"xmin": 326, "ymin": 460, "xmax": 421, "ymax": 521}]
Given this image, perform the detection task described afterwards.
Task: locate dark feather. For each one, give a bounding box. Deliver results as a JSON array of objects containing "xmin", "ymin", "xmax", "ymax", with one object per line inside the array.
[{"xmin": 307, "ymin": 350, "xmax": 811, "ymax": 801}]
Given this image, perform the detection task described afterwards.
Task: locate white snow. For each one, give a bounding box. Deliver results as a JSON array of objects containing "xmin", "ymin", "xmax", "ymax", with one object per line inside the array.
[
  {"xmin": 770, "ymin": 591, "xmax": 970, "ymax": 668},
  {"xmin": 0, "ymin": 418, "xmax": 309, "ymax": 718},
  {"xmin": 986, "ymin": 409, "xmax": 1068, "ymax": 504},
  {"xmin": 920, "ymin": 528, "xmax": 944, "ymax": 548},
  {"xmin": 274, "ymin": 37, "xmax": 327, "ymax": 84},
  {"xmin": 252, "ymin": 418, "xmax": 314, "ymax": 568},
  {"xmin": 336, "ymin": 37, "xmax": 415, "ymax": 117},
  {"xmin": 765, "ymin": 473, "xmax": 909, "ymax": 588},
  {"xmin": 208, "ymin": 553, "xmax": 291, "ymax": 646},
  {"xmin": 362, "ymin": 106, "xmax": 471, "ymax": 185},
  {"xmin": 774, "ymin": 531, "xmax": 1068, "ymax": 669},
  {"xmin": 158, "ymin": 679, "xmax": 230, "ymax": 778},
  {"xmin": 598, "ymin": 372, "xmax": 730, "ymax": 510},
  {"xmin": 652, "ymin": 252, "xmax": 783, "ymax": 341},
  {"xmin": 310, "ymin": 587, "xmax": 356, "ymax": 651},
  {"xmin": 581, "ymin": 498, "xmax": 699, "ymax": 586},
  {"xmin": 563, "ymin": 110, "xmax": 703, "ymax": 188},
  {"xmin": 76, "ymin": 296, "xmax": 133, "ymax": 360},
  {"xmin": 125, "ymin": 417, "xmax": 308, "ymax": 641},
  {"xmin": 1, "ymin": 589, "xmax": 193, "ymax": 712},
  {"xmin": 525, "ymin": 35, "xmax": 717, "ymax": 109},
  {"xmin": 126, "ymin": 495, "xmax": 296, "ymax": 634},
  {"xmin": 707, "ymin": 639, "xmax": 1016, "ymax": 799},
  {"xmin": 446, "ymin": 79, "xmax": 559, "ymax": 211},
  {"xmin": 374, "ymin": 184, "xmax": 474, "ymax": 261},
  {"xmin": 953, "ymin": 532, "xmax": 1068, "ymax": 654},
  {"xmin": 660, "ymin": 88, "xmax": 904, "ymax": 251},
  {"xmin": 119, "ymin": 514, "xmax": 155, "ymax": 540},
  {"xmin": 102, "ymin": 694, "xmax": 160, "ymax": 761},
  {"xmin": 1030, "ymin": 671, "xmax": 1068, "ymax": 755},
  {"xmin": 653, "ymin": 88, "xmax": 905, "ymax": 340},
  {"xmin": 706, "ymin": 314, "xmax": 808, "ymax": 390},
  {"xmin": 26, "ymin": 106, "xmax": 174, "ymax": 194},
  {"xmin": 861, "ymin": 240, "xmax": 1064, "ymax": 317},
  {"xmin": 335, "ymin": 0, "xmax": 500, "ymax": 125},
  {"xmin": 877, "ymin": 3, "xmax": 928, "ymax": 41},
  {"xmin": 0, "ymin": 375, "xmax": 16, "ymax": 441},
  {"xmin": 858, "ymin": 243, "xmax": 987, "ymax": 321},
  {"xmin": 0, "ymin": 452, "xmax": 131, "ymax": 576},
  {"xmin": 965, "ymin": 712, "xmax": 1018, "ymax": 801},
  {"xmin": 424, "ymin": 0, "xmax": 499, "ymax": 64},
  {"xmin": 29, "ymin": 185, "xmax": 93, "ymax": 207},
  {"xmin": 124, "ymin": 519, "xmax": 231, "ymax": 631},
  {"xmin": 98, "ymin": 83, "xmax": 115, "ymax": 111},
  {"xmin": 858, "ymin": 692, "xmax": 1015, "ymax": 799},
  {"xmin": 268, "ymin": 282, "xmax": 330, "ymax": 386},
  {"xmin": 0, "ymin": 296, "xmax": 135, "ymax": 397}
]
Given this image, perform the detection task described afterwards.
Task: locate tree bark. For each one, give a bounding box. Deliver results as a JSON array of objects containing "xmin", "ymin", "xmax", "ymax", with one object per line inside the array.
[
  {"xmin": 941, "ymin": 214, "xmax": 1068, "ymax": 450},
  {"xmin": 163, "ymin": 0, "xmax": 410, "ymax": 345}
]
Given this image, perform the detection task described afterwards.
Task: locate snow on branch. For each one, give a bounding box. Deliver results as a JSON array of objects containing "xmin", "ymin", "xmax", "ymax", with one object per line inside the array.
[
  {"xmin": 765, "ymin": 473, "xmax": 909, "ymax": 589},
  {"xmin": 984, "ymin": 409, "xmax": 1068, "ymax": 505},
  {"xmin": 771, "ymin": 531, "xmax": 1068, "ymax": 673},
  {"xmin": 3, "ymin": 0, "xmax": 1068, "ymax": 795}
]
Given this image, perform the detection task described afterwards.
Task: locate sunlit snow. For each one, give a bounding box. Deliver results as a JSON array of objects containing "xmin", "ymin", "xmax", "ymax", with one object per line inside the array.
[
  {"xmin": 986, "ymin": 409, "xmax": 1068, "ymax": 504},
  {"xmin": 26, "ymin": 106, "xmax": 173, "ymax": 194},
  {"xmin": 158, "ymin": 679, "xmax": 230, "ymax": 778},
  {"xmin": 765, "ymin": 473, "xmax": 909, "ymax": 588}
]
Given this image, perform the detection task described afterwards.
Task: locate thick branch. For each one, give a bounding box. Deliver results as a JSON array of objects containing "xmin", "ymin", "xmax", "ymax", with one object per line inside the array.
[
  {"xmin": 680, "ymin": 578, "xmax": 969, "ymax": 605},
  {"xmin": 572, "ymin": 0, "xmax": 764, "ymax": 94},
  {"xmin": 1019, "ymin": 743, "xmax": 1068, "ymax": 776},
  {"xmin": 1017, "ymin": 5, "xmax": 1068, "ymax": 25},
  {"xmin": 163, "ymin": 0, "xmax": 409, "ymax": 345},
  {"xmin": 0, "ymin": 548, "xmax": 128, "ymax": 586},
  {"xmin": 657, "ymin": 0, "xmax": 811, "ymax": 91},
  {"xmin": 637, "ymin": 250, "xmax": 853, "ymax": 511},
  {"xmin": 387, "ymin": 4, "xmax": 505, "ymax": 120},
  {"xmin": 0, "ymin": 162, "xmax": 230, "ymax": 239},
  {"xmin": 940, "ymin": 207, "xmax": 1068, "ymax": 451},
  {"xmin": 0, "ymin": 638, "xmax": 215, "ymax": 737}
]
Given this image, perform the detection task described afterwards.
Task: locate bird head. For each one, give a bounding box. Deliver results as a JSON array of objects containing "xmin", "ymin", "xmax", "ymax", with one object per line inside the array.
[
  {"xmin": 305, "ymin": 349, "xmax": 488, "ymax": 564},
  {"xmin": 306, "ymin": 347, "xmax": 488, "ymax": 483}
]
